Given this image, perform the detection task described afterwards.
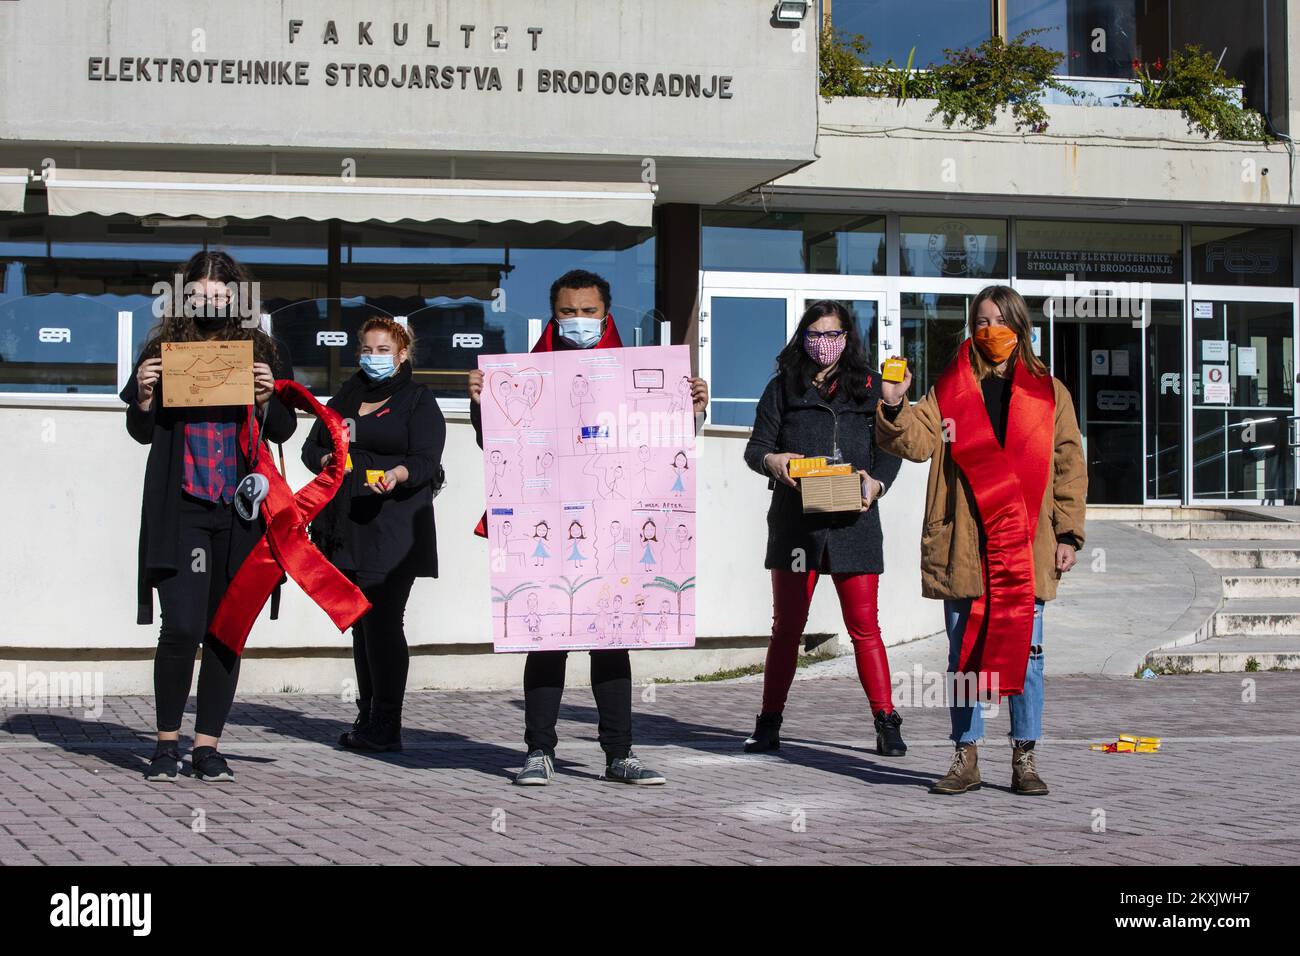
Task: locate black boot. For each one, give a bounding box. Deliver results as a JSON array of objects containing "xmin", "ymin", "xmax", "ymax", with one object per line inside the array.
[
  {"xmin": 337, "ymin": 698, "xmax": 372, "ymax": 749},
  {"xmin": 348, "ymin": 704, "xmax": 402, "ymax": 753},
  {"xmin": 874, "ymin": 709, "xmax": 907, "ymax": 757},
  {"xmin": 743, "ymin": 712, "xmax": 782, "ymax": 753}
]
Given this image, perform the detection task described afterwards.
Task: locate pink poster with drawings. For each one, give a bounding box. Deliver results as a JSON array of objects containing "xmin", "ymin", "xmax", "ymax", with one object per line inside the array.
[{"xmin": 479, "ymin": 344, "xmax": 697, "ymax": 652}]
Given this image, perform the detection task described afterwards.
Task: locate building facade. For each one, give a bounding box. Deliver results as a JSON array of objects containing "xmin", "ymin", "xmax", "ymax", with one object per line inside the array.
[{"xmin": 1, "ymin": 0, "xmax": 1297, "ymax": 689}]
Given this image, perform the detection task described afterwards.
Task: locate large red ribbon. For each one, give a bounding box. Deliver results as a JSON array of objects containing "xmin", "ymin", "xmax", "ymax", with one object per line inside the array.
[
  {"xmin": 934, "ymin": 341, "xmax": 1054, "ymax": 697},
  {"xmin": 208, "ymin": 380, "xmax": 371, "ymax": 656}
]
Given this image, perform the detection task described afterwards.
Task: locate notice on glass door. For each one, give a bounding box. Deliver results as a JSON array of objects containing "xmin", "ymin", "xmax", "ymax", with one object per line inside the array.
[
  {"xmin": 1203, "ymin": 365, "xmax": 1231, "ymax": 403},
  {"xmin": 1202, "ymin": 339, "xmax": 1229, "ymax": 362},
  {"xmin": 1237, "ymin": 347, "xmax": 1257, "ymax": 377},
  {"xmin": 1090, "ymin": 349, "xmax": 1110, "ymax": 375},
  {"xmin": 1110, "ymin": 349, "xmax": 1130, "ymax": 377}
]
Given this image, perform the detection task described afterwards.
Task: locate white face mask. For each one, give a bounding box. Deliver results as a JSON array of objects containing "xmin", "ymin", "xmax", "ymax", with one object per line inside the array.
[{"xmin": 556, "ymin": 317, "xmax": 604, "ymax": 348}]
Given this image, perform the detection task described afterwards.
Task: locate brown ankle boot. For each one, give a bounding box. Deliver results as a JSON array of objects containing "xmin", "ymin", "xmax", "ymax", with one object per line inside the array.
[
  {"xmin": 1011, "ymin": 743, "xmax": 1049, "ymax": 795},
  {"xmin": 930, "ymin": 743, "xmax": 980, "ymax": 794}
]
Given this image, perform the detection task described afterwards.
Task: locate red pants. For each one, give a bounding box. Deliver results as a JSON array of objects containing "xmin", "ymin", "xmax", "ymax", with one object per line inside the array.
[{"xmin": 762, "ymin": 570, "xmax": 893, "ymax": 715}]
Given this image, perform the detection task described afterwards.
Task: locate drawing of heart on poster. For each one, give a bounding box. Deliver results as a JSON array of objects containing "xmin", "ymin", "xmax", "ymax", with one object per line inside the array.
[{"xmin": 488, "ymin": 368, "xmax": 546, "ymax": 428}]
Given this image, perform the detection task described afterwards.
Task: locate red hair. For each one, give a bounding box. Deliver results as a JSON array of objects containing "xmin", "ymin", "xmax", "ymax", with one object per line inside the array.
[{"xmin": 358, "ymin": 317, "xmax": 415, "ymax": 363}]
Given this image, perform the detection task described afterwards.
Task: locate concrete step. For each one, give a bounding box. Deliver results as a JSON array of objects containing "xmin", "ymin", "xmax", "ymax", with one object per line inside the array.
[
  {"xmin": 1147, "ymin": 636, "xmax": 1300, "ymax": 672},
  {"xmin": 1221, "ymin": 568, "xmax": 1300, "ymax": 598},
  {"xmin": 1191, "ymin": 543, "xmax": 1300, "ymax": 569},
  {"xmin": 1089, "ymin": 505, "xmax": 1265, "ymax": 522},
  {"xmin": 1132, "ymin": 520, "xmax": 1300, "ymax": 540},
  {"xmin": 1214, "ymin": 598, "xmax": 1300, "ymax": 636}
]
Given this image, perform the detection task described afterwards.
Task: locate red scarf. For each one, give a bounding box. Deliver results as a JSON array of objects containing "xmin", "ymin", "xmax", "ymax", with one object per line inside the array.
[
  {"xmin": 934, "ymin": 341, "xmax": 1055, "ymax": 697},
  {"xmin": 208, "ymin": 381, "xmax": 371, "ymax": 655},
  {"xmin": 473, "ymin": 318, "xmax": 623, "ymax": 537}
]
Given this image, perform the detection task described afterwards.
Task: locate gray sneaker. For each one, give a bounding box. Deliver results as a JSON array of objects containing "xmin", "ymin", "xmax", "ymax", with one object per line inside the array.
[
  {"xmin": 514, "ymin": 750, "xmax": 555, "ymax": 786},
  {"xmin": 602, "ymin": 751, "xmax": 667, "ymax": 785}
]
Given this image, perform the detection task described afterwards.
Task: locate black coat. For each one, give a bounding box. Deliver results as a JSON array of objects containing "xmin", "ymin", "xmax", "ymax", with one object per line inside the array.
[
  {"xmin": 301, "ymin": 370, "xmax": 446, "ymax": 580},
  {"xmin": 120, "ymin": 340, "xmax": 297, "ymax": 624},
  {"xmin": 743, "ymin": 372, "xmax": 902, "ymax": 574}
]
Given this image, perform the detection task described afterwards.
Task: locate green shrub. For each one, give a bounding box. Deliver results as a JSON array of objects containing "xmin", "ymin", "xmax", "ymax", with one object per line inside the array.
[
  {"xmin": 818, "ymin": 26, "xmax": 872, "ymax": 98},
  {"xmin": 1123, "ymin": 45, "xmax": 1270, "ymax": 142},
  {"xmin": 820, "ymin": 28, "xmax": 1075, "ymax": 133},
  {"xmin": 925, "ymin": 30, "xmax": 1078, "ymax": 133}
]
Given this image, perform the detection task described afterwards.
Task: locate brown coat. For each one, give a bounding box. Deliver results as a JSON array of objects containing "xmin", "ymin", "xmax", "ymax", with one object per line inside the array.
[{"xmin": 874, "ymin": 375, "xmax": 1087, "ymax": 602}]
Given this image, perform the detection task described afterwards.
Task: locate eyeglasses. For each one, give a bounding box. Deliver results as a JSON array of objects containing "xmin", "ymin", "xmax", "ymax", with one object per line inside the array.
[{"xmin": 804, "ymin": 329, "xmax": 847, "ymax": 341}]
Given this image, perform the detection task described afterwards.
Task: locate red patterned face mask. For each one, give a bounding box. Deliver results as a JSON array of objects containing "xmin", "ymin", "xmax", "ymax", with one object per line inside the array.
[{"xmin": 804, "ymin": 333, "xmax": 846, "ymax": 367}]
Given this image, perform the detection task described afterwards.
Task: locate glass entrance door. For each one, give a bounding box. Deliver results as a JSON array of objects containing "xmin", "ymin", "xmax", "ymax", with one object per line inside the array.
[
  {"xmin": 1017, "ymin": 281, "xmax": 1184, "ymax": 506},
  {"xmin": 1051, "ymin": 298, "xmax": 1144, "ymax": 504},
  {"xmin": 1188, "ymin": 291, "xmax": 1298, "ymax": 502},
  {"xmin": 699, "ymin": 272, "xmax": 889, "ymax": 428},
  {"xmin": 699, "ymin": 287, "xmax": 790, "ymax": 427}
]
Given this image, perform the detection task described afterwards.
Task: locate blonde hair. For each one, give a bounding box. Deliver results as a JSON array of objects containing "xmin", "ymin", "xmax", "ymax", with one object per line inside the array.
[
  {"xmin": 358, "ymin": 317, "xmax": 415, "ymax": 366},
  {"xmin": 966, "ymin": 285, "xmax": 1047, "ymax": 381}
]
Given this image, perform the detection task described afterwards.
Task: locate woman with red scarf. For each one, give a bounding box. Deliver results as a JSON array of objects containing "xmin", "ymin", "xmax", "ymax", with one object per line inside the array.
[{"xmin": 875, "ymin": 286, "xmax": 1087, "ymax": 796}]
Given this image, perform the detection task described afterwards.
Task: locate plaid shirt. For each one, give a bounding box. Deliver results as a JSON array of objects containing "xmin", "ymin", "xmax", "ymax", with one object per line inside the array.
[{"xmin": 182, "ymin": 420, "xmax": 240, "ymax": 504}]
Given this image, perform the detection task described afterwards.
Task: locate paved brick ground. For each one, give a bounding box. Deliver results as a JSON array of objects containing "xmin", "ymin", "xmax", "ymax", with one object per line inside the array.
[{"xmin": 1, "ymin": 674, "xmax": 1297, "ymax": 865}]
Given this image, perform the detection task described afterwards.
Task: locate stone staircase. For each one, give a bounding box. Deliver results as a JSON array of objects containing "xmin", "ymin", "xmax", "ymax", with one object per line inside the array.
[{"xmin": 1129, "ymin": 511, "xmax": 1300, "ymax": 673}]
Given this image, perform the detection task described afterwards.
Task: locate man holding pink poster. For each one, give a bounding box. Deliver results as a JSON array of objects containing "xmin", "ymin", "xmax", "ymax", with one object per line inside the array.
[{"xmin": 469, "ymin": 270, "xmax": 708, "ymax": 788}]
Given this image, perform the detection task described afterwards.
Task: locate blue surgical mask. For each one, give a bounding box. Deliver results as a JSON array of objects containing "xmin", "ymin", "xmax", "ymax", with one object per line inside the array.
[
  {"xmin": 556, "ymin": 317, "xmax": 604, "ymax": 348},
  {"xmin": 360, "ymin": 354, "xmax": 396, "ymax": 381}
]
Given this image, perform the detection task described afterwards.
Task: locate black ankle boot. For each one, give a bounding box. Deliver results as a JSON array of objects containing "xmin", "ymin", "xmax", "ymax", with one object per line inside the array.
[
  {"xmin": 338, "ymin": 698, "xmax": 372, "ymax": 749},
  {"xmin": 349, "ymin": 705, "xmax": 402, "ymax": 753},
  {"xmin": 743, "ymin": 712, "xmax": 782, "ymax": 753},
  {"xmin": 874, "ymin": 709, "xmax": 907, "ymax": 757}
]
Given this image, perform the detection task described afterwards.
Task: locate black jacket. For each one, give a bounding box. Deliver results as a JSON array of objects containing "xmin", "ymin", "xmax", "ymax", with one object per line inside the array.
[
  {"xmin": 301, "ymin": 369, "xmax": 446, "ymax": 579},
  {"xmin": 743, "ymin": 372, "xmax": 902, "ymax": 574},
  {"xmin": 120, "ymin": 340, "xmax": 297, "ymax": 624}
]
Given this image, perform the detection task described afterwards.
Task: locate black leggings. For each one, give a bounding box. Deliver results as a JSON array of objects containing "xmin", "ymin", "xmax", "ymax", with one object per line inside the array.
[
  {"xmin": 523, "ymin": 649, "xmax": 632, "ymax": 761},
  {"xmin": 154, "ymin": 495, "xmax": 244, "ymax": 738},
  {"xmin": 346, "ymin": 571, "xmax": 415, "ymax": 715}
]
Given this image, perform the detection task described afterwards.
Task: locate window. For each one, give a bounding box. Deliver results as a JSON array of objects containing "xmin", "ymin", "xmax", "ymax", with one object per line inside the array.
[
  {"xmin": 0, "ymin": 212, "xmax": 200, "ymax": 393},
  {"xmin": 702, "ymin": 210, "xmax": 885, "ymax": 275},
  {"xmin": 1007, "ymin": 0, "xmax": 1170, "ymax": 79},
  {"xmin": 900, "ymin": 216, "xmax": 1008, "ymax": 279},
  {"xmin": 0, "ymin": 212, "xmax": 653, "ymax": 400},
  {"xmin": 707, "ymin": 295, "xmax": 786, "ymax": 427},
  {"xmin": 333, "ymin": 220, "xmax": 655, "ymax": 398},
  {"xmin": 825, "ymin": 0, "xmax": 990, "ymax": 67},
  {"xmin": 1015, "ymin": 219, "xmax": 1182, "ymax": 282},
  {"xmin": 1191, "ymin": 225, "xmax": 1293, "ymax": 288},
  {"xmin": 899, "ymin": 292, "xmax": 969, "ymax": 400}
]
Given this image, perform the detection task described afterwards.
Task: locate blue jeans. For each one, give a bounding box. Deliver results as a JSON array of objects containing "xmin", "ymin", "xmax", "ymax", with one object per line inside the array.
[{"xmin": 943, "ymin": 598, "xmax": 1045, "ymax": 744}]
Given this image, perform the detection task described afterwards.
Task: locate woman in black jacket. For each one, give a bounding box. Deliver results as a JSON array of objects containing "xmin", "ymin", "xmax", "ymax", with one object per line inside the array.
[
  {"xmin": 120, "ymin": 250, "xmax": 297, "ymax": 783},
  {"xmin": 302, "ymin": 316, "xmax": 446, "ymax": 753},
  {"xmin": 741, "ymin": 300, "xmax": 906, "ymax": 757}
]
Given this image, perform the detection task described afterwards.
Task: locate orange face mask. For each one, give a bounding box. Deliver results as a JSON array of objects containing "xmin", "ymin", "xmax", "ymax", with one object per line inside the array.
[{"xmin": 973, "ymin": 325, "xmax": 1019, "ymax": 364}]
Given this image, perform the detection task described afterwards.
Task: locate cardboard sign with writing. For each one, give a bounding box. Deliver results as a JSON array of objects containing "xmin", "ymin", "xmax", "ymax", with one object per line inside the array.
[{"xmin": 161, "ymin": 340, "xmax": 254, "ymax": 408}]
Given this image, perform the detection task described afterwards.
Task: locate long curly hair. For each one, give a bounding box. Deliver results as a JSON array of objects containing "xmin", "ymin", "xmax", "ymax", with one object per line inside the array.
[
  {"xmin": 139, "ymin": 250, "xmax": 279, "ymax": 365},
  {"xmin": 776, "ymin": 299, "xmax": 873, "ymax": 403}
]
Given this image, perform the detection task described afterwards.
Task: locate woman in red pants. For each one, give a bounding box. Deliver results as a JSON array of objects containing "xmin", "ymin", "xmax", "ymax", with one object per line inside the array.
[{"xmin": 741, "ymin": 300, "xmax": 905, "ymax": 756}]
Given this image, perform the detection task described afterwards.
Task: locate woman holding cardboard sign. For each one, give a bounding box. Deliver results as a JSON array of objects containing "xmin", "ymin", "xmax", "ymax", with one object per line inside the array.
[
  {"xmin": 302, "ymin": 317, "xmax": 446, "ymax": 754},
  {"xmin": 121, "ymin": 250, "xmax": 296, "ymax": 783},
  {"xmin": 875, "ymin": 285, "xmax": 1087, "ymax": 796},
  {"xmin": 741, "ymin": 300, "xmax": 906, "ymax": 757}
]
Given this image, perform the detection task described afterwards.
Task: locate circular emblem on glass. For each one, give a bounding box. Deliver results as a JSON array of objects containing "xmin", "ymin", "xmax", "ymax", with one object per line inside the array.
[{"xmin": 928, "ymin": 221, "xmax": 980, "ymax": 276}]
